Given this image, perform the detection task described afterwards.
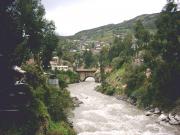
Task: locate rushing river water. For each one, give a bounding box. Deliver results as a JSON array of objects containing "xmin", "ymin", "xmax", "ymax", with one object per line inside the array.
[{"xmin": 68, "ymin": 78, "xmax": 180, "ymax": 135}]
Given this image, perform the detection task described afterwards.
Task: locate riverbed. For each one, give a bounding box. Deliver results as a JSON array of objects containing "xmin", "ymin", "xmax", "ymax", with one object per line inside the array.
[{"xmin": 67, "ymin": 79, "xmax": 180, "ymax": 135}]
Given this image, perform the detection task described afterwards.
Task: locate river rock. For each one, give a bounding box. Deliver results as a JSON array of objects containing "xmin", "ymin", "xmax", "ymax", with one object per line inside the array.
[
  {"xmin": 149, "ymin": 108, "xmax": 154, "ymax": 113},
  {"xmin": 168, "ymin": 113, "xmax": 175, "ymax": 120},
  {"xmin": 158, "ymin": 114, "xmax": 169, "ymax": 122},
  {"xmin": 78, "ymin": 101, "xmax": 83, "ymax": 104},
  {"xmin": 154, "ymin": 107, "xmax": 161, "ymax": 114},
  {"xmin": 72, "ymin": 97, "xmax": 83, "ymax": 107},
  {"xmin": 115, "ymin": 95, "xmax": 127, "ymax": 101},
  {"xmin": 174, "ymin": 115, "xmax": 180, "ymax": 121},
  {"xmin": 145, "ymin": 111, "xmax": 153, "ymax": 116},
  {"xmin": 169, "ymin": 118, "xmax": 180, "ymax": 125},
  {"xmin": 168, "ymin": 113, "xmax": 180, "ymax": 125}
]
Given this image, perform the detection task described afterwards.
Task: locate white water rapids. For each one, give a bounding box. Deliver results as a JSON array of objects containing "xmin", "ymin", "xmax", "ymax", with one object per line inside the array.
[{"xmin": 67, "ymin": 78, "xmax": 180, "ymax": 135}]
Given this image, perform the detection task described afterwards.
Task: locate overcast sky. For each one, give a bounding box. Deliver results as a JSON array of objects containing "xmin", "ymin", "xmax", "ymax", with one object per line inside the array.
[{"xmin": 42, "ymin": 0, "xmax": 166, "ymax": 36}]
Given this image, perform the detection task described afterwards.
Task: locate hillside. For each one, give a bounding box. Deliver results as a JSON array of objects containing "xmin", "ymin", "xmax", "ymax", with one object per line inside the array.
[{"xmin": 68, "ymin": 13, "xmax": 159, "ymax": 42}]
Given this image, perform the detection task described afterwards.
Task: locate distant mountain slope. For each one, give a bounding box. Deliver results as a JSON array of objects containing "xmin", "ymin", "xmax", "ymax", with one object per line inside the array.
[{"xmin": 68, "ymin": 13, "xmax": 159, "ymax": 42}]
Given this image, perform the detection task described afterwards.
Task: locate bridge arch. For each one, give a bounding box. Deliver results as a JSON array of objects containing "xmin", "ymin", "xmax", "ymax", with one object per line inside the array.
[
  {"xmin": 75, "ymin": 69, "xmax": 100, "ymax": 82},
  {"xmin": 84, "ymin": 76, "xmax": 96, "ymax": 81}
]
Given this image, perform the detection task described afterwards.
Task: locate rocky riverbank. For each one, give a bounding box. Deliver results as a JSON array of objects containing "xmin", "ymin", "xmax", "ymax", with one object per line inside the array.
[
  {"xmin": 145, "ymin": 107, "xmax": 180, "ymax": 126},
  {"xmin": 72, "ymin": 97, "xmax": 83, "ymax": 107},
  {"xmin": 114, "ymin": 94, "xmax": 180, "ymax": 126}
]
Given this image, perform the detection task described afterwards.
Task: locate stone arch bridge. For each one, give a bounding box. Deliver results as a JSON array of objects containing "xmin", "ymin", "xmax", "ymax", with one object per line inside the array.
[{"xmin": 75, "ymin": 69, "xmax": 100, "ymax": 82}]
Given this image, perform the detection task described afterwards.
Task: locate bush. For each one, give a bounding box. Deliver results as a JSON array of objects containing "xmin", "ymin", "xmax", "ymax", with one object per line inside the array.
[
  {"xmin": 55, "ymin": 70, "xmax": 79, "ymax": 85},
  {"xmin": 112, "ymin": 57, "xmax": 124, "ymax": 69},
  {"xmin": 96, "ymin": 83, "xmax": 115, "ymax": 96},
  {"xmin": 47, "ymin": 87, "xmax": 73, "ymax": 122},
  {"xmin": 105, "ymin": 87, "xmax": 115, "ymax": 95},
  {"xmin": 18, "ymin": 65, "xmax": 74, "ymax": 135},
  {"xmin": 123, "ymin": 64, "xmax": 146, "ymax": 96},
  {"xmin": 47, "ymin": 131, "xmax": 64, "ymax": 135},
  {"xmin": 48, "ymin": 121, "xmax": 76, "ymax": 135}
]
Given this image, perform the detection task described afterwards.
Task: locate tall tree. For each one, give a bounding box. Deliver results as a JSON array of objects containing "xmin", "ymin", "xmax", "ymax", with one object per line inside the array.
[
  {"xmin": 83, "ymin": 50, "xmax": 94, "ymax": 68},
  {"xmin": 134, "ymin": 20, "xmax": 151, "ymax": 52},
  {"xmin": 151, "ymin": 0, "xmax": 180, "ymax": 101},
  {"xmin": 41, "ymin": 21, "xmax": 59, "ymax": 70},
  {"xmin": 0, "ymin": 0, "xmax": 58, "ymax": 87}
]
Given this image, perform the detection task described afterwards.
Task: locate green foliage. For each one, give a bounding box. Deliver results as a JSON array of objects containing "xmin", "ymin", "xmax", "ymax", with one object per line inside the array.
[
  {"xmin": 105, "ymin": 87, "xmax": 115, "ymax": 96},
  {"xmin": 108, "ymin": 37, "xmax": 123, "ymax": 61},
  {"xmin": 108, "ymin": 33, "xmax": 134, "ymax": 70},
  {"xmin": 72, "ymin": 14, "xmax": 158, "ymax": 41},
  {"xmin": 47, "ymin": 87, "xmax": 73, "ymax": 122},
  {"xmin": 55, "ymin": 70, "xmax": 79, "ymax": 85},
  {"xmin": 134, "ymin": 20, "xmax": 151, "ymax": 50},
  {"xmin": 41, "ymin": 21, "xmax": 59, "ymax": 70},
  {"xmin": 112, "ymin": 57, "xmax": 125, "ymax": 69},
  {"xmin": 48, "ymin": 121, "xmax": 76, "ymax": 135},
  {"xmin": 16, "ymin": 65, "xmax": 74, "ymax": 135},
  {"xmin": 148, "ymin": 1, "xmax": 180, "ymax": 106},
  {"xmin": 96, "ymin": 83, "xmax": 116, "ymax": 96},
  {"xmin": 83, "ymin": 50, "xmax": 97, "ymax": 68},
  {"xmin": 0, "ymin": 0, "xmax": 58, "ymax": 67},
  {"xmin": 0, "ymin": 0, "xmax": 74, "ymax": 134},
  {"xmin": 22, "ymin": 64, "xmax": 46, "ymax": 88},
  {"xmin": 99, "ymin": 47, "xmax": 109, "ymax": 86},
  {"xmin": 123, "ymin": 64, "xmax": 146, "ymax": 96},
  {"xmin": 104, "ymin": 1, "xmax": 180, "ymax": 109}
]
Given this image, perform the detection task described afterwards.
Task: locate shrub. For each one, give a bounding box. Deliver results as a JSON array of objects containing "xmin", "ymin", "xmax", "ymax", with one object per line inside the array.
[
  {"xmin": 123, "ymin": 64, "xmax": 146, "ymax": 96},
  {"xmin": 96, "ymin": 83, "xmax": 115, "ymax": 96},
  {"xmin": 20, "ymin": 65, "xmax": 74, "ymax": 135},
  {"xmin": 55, "ymin": 70, "xmax": 79, "ymax": 85},
  {"xmin": 112, "ymin": 57, "xmax": 124, "ymax": 69},
  {"xmin": 48, "ymin": 121, "xmax": 76, "ymax": 135},
  {"xmin": 105, "ymin": 87, "xmax": 115, "ymax": 96}
]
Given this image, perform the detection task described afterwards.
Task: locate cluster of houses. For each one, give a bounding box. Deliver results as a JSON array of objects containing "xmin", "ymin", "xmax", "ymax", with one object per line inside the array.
[
  {"xmin": 50, "ymin": 56, "xmax": 73, "ymax": 71},
  {"xmin": 71, "ymin": 39, "xmax": 110, "ymax": 53}
]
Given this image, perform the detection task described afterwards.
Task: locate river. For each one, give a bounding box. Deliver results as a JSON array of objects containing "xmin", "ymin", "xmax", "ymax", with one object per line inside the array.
[{"xmin": 67, "ymin": 78, "xmax": 180, "ymax": 135}]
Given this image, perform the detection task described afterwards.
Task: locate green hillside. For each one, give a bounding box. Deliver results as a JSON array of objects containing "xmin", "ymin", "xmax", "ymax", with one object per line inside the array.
[{"xmin": 68, "ymin": 13, "xmax": 159, "ymax": 42}]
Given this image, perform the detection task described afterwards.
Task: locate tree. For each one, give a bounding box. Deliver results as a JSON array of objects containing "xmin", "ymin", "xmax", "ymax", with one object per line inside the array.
[
  {"xmin": 155, "ymin": 0, "xmax": 180, "ymax": 63},
  {"xmin": 151, "ymin": 0, "xmax": 180, "ymax": 102},
  {"xmin": 99, "ymin": 46, "xmax": 109, "ymax": 85},
  {"xmin": 41, "ymin": 21, "xmax": 59, "ymax": 70},
  {"xmin": 108, "ymin": 37, "xmax": 123, "ymax": 61},
  {"xmin": 134, "ymin": 20, "xmax": 151, "ymax": 52},
  {"xmin": 0, "ymin": 0, "xmax": 24, "ymax": 65},
  {"xmin": 0, "ymin": 0, "xmax": 58, "ymax": 68},
  {"xmin": 108, "ymin": 34, "xmax": 134, "ymax": 68},
  {"xmin": 83, "ymin": 50, "xmax": 94, "ymax": 68}
]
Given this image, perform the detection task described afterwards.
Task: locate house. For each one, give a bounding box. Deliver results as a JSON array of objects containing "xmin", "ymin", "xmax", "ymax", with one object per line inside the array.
[
  {"xmin": 51, "ymin": 65, "xmax": 69, "ymax": 71},
  {"xmin": 50, "ymin": 56, "xmax": 70, "ymax": 71}
]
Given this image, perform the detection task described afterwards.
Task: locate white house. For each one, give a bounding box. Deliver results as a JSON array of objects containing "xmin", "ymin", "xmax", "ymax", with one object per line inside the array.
[
  {"xmin": 50, "ymin": 56, "xmax": 70, "ymax": 71},
  {"xmin": 51, "ymin": 65, "xmax": 69, "ymax": 71}
]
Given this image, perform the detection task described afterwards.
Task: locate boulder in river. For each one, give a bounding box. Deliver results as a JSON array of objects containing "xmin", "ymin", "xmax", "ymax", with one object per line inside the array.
[
  {"xmin": 154, "ymin": 107, "xmax": 161, "ymax": 114},
  {"xmin": 158, "ymin": 113, "xmax": 169, "ymax": 122},
  {"xmin": 168, "ymin": 113, "xmax": 175, "ymax": 120},
  {"xmin": 169, "ymin": 118, "xmax": 180, "ymax": 125},
  {"xmin": 168, "ymin": 113, "xmax": 180, "ymax": 125},
  {"xmin": 174, "ymin": 114, "xmax": 180, "ymax": 121},
  {"xmin": 72, "ymin": 97, "xmax": 83, "ymax": 107},
  {"xmin": 149, "ymin": 108, "xmax": 155, "ymax": 113},
  {"xmin": 145, "ymin": 111, "xmax": 153, "ymax": 116}
]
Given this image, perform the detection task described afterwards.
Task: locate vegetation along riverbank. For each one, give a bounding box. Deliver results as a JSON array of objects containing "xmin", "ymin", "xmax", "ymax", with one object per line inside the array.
[
  {"xmin": 96, "ymin": 1, "xmax": 180, "ymax": 126},
  {"xmin": 0, "ymin": 0, "xmax": 76, "ymax": 134}
]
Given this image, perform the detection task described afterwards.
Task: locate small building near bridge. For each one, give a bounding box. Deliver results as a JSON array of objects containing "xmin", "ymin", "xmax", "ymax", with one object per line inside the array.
[{"xmin": 50, "ymin": 56, "xmax": 72, "ymax": 71}]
